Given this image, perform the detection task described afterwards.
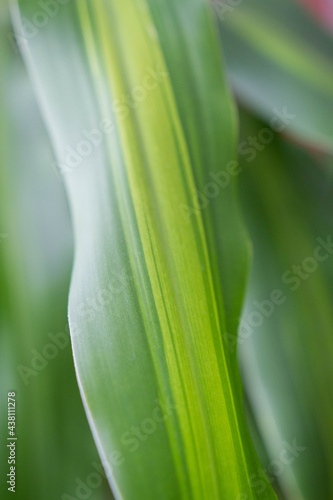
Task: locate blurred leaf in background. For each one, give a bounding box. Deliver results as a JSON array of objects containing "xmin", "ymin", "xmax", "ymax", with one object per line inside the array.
[
  {"xmin": 211, "ymin": 1, "xmax": 333, "ymax": 497},
  {"xmin": 237, "ymin": 110, "xmax": 333, "ymax": 500},
  {"xmin": 0, "ymin": 3, "xmax": 112, "ymax": 499},
  {"xmin": 216, "ymin": 0, "xmax": 333, "ymax": 154}
]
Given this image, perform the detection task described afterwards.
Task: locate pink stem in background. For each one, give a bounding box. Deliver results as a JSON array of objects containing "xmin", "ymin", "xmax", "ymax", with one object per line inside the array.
[{"xmin": 296, "ymin": 0, "xmax": 333, "ymax": 31}]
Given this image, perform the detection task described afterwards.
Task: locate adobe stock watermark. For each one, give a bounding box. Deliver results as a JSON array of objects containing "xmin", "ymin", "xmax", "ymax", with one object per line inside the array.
[
  {"xmin": 212, "ymin": 0, "xmax": 244, "ymax": 21},
  {"xmin": 17, "ymin": 265, "xmax": 135, "ymax": 385},
  {"xmin": 17, "ymin": 323, "xmax": 70, "ymax": 386},
  {"xmin": 52, "ymin": 65, "xmax": 169, "ymax": 180},
  {"xmin": 224, "ymin": 235, "xmax": 333, "ymax": 353},
  {"xmin": 52, "ymin": 118, "xmax": 113, "ymax": 180},
  {"xmin": 237, "ymin": 439, "xmax": 306, "ymax": 499},
  {"xmin": 8, "ymin": 0, "xmax": 71, "ymax": 53},
  {"xmin": 179, "ymin": 106, "xmax": 296, "ymax": 223},
  {"xmin": 69, "ymin": 265, "xmax": 135, "ymax": 337},
  {"xmin": 61, "ymin": 397, "xmax": 178, "ymax": 500}
]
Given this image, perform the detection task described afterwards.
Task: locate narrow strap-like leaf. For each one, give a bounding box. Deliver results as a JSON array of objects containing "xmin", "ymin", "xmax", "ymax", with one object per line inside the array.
[{"xmin": 13, "ymin": 1, "xmax": 277, "ymax": 498}]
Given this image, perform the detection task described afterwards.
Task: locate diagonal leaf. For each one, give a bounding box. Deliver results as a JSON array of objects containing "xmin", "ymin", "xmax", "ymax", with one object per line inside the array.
[
  {"xmin": 13, "ymin": 1, "xmax": 277, "ymax": 498},
  {"xmin": 215, "ymin": 0, "xmax": 333, "ymax": 154},
  {"xmin": 238, "ymin": 109, "xmax": 333, "ymax": 500}
]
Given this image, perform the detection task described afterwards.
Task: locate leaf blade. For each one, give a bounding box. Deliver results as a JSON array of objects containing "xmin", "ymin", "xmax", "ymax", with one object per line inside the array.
[{"xmin": 14, "ymin": 1, "xmax": 277, "ymax": 498}]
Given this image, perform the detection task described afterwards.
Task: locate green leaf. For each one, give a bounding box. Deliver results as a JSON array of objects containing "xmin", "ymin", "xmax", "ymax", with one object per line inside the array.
[
  {"xmin": 0, "ymin": 5, "xmax": 109, "ymax": 500},
  {"xmin": 238, "ymin": 109, "xmax": 333, "ymax": 499},
  {"xmin": 14, "ymin": 0, "xmax": 277, "ymax": 498},
  {"xmin": 216, "ymin": 0, "xmax": 333, "ymax": 153}
]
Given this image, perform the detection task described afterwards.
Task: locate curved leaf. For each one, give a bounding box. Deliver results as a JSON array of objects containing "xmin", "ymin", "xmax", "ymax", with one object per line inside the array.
[
  {"xmin": 0, "ymin": 5, "xmax": 108, "ymax": 499},
  {"xmin": 13, "ymin": 1, "xmax": 277, "ymax": 498},
  {"xmin": 216, "ymin": 0, "xmax": 333, "ymax": 154},
  {"xmin": 239, "ymin": 110, "xmax": 333, "ymax": 499}
]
